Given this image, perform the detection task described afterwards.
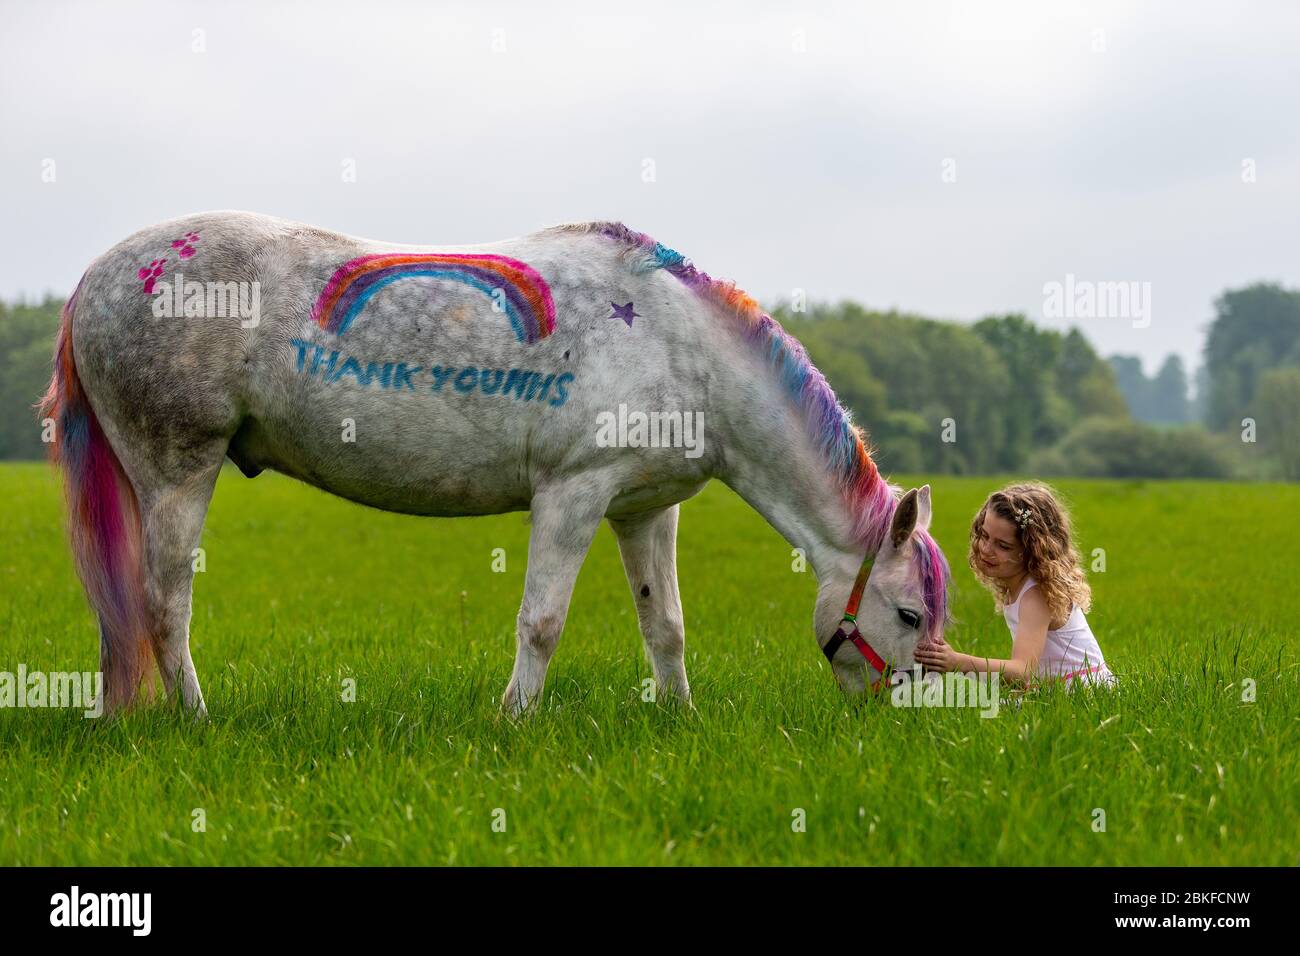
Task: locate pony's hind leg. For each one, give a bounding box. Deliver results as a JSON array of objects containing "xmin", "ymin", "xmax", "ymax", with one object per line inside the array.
[
  {"xmin": 136, "ymin": 454, "xmax": 226, "ymax": 717},
  {"xmin": 502, "ymin": 482, "xmax": 610, "ymax": 717},
  {"xmin": 608, "ymin": 505, "xmax": 691, "ymax": 703}
]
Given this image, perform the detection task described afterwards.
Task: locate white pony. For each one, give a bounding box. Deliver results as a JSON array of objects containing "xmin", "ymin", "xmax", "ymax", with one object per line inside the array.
[{"xmin": 41, "ymin": 212, "xmax": 950, "ymax": 717}]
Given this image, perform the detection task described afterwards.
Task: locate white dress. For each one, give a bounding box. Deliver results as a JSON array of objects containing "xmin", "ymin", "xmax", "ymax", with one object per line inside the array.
[{"xmin": 1003, "ymin": 576, "xmax": 1117, "ymax": 689}]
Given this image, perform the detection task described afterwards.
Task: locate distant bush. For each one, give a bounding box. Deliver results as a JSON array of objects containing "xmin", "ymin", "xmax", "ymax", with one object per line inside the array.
[
  {"xmin": 1254, "ymin": 366, "xmax": 1300, "ymax": 480},
  {"xmin": 0, "ymin": 296, "xmax": 61, "ymax": 460},
  {"xmin": 1029, "ymin": 417, "xmax": 1236, "ymax": 479}
]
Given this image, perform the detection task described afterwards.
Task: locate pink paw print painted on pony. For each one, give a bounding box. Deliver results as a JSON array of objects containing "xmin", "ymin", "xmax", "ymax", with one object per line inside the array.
[
  {"xmin": 170, "ymin": 231, "xmax": 201, "ymax": 259},
  {"xmin": 137, "ymin": 258, "xmax": 168, "ymax": 295}
]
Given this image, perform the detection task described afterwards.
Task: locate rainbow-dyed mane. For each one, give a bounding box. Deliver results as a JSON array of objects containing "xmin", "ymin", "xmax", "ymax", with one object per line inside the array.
[{"xmin": 550, "ymin": 221, "xmax": 950, "ymax": 639}]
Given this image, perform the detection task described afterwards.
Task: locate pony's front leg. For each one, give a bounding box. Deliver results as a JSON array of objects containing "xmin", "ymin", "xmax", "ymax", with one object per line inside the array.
[
  {"xmin": 608, "ymin": 505, "xmax": 691, "ymax": 703},
  {"xmin": 501, "ymin": 483, "xmax": 609, "ymax": 717}
]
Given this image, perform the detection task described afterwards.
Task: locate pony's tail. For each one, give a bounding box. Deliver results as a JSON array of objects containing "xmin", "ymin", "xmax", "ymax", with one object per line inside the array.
[{"xmin": 38, "ymin": 278, "xmax": 153, "ymax": 713}]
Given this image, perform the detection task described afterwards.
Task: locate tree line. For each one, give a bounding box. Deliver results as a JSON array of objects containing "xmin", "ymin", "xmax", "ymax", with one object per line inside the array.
[
  {"xmin": 3, "ymin": 282, "xmax": 1298, "ymax": 479},
  {"xmin": 775, "ymin": 280, "xmax": 1299, "ymax": 480}
]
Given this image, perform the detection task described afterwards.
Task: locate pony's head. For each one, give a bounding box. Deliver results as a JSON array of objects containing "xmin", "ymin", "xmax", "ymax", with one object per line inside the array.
[{"xmin": 821, "ymin": 484, "xmax": 951, "ymax": 694}]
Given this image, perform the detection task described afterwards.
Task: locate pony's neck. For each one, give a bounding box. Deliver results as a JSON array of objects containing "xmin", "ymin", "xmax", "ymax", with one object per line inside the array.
[
  {"xmin": 719, "ymin": 433, "xmax": 889, "ymax": 649},
  {"xmin": 711, "ymin": 352, "xmax": 895, "ymax": 636},
  {"xmin": 630, "ymin": 233, "xmax": 899, "ymax": 636},
  {"xmin": 722, "ymin": 448, "xmax": 866, "ymax": 578}
]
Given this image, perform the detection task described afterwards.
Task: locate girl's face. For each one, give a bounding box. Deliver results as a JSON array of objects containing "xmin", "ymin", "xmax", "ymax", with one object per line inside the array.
[{"xmin": 973, "ymin": 510, "xmax": 1025, "ymax": 580}]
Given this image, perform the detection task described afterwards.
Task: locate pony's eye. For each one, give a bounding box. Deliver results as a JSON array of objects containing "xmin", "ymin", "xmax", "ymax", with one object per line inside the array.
[{"xmin": 897, "ymin": 608, "xmax": 921, "ymax": 629}]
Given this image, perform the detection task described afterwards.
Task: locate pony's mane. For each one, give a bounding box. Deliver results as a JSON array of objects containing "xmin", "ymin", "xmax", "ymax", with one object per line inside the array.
[{"xmin": 548, "ymin": 220, "xmax": 949, "ymax": 637}]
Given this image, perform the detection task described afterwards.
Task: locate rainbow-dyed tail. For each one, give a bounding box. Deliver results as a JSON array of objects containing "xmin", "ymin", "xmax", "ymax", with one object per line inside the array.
[{"xmin": 39, "ymin": 278, "xmax": 153, "ymax": 713}]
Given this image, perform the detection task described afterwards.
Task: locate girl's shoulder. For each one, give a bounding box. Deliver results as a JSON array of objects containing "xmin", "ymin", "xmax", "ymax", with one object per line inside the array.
[
  {"xmin": 1025, "ymin": 579, "xmax": 1087, "ymax": 631},
  {"xmin": 1015, "ymin": 581, "xmax": 1050, "ymax": 618},
  {"xmin": 1011, "ymin": 579, "xmax": 1078, "ymax": 630},
  {"xmin": 1012, "ymin": 576, "xmax": 1040, "ymax": 605}
]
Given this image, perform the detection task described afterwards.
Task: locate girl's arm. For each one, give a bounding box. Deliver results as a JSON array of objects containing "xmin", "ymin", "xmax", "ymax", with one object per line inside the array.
[{"xmin": 916, "ymin": 589, "xmax": 1051, "ymax": 686}]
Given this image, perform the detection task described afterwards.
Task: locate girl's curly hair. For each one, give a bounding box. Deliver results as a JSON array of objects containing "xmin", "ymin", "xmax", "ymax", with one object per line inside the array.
[{"xmin": 968, "ymin": 482, "xmax": 1091, "ymax": 628}]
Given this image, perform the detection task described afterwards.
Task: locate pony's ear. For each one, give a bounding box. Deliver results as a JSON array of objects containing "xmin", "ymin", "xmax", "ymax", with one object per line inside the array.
[
  {"xmin": 891, "ymin": 488, "xmax": 920, "ymax": 548},
  {"xmin": 915, "ymin": 484, "xmax": 933, "ymax": 535}
]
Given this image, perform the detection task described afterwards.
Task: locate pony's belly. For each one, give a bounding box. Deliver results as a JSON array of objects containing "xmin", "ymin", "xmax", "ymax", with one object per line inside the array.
[{"xmin": 227, "ymin": 412, "xmax": 532, "ymax": 517}]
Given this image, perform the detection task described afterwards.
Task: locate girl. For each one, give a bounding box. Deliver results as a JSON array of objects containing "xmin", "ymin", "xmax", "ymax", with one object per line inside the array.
[{"xmin": 914, "ymin": 482, "xmax": 1117, "ymax": 690}]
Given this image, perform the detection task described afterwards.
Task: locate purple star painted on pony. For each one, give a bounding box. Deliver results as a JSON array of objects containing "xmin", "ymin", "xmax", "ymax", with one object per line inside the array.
[{"xmin": 609, "ymin": 301, "xmax": 640, "ymax": 327}]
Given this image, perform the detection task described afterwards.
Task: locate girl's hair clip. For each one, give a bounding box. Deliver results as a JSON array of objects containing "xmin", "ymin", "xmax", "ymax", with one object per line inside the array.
[{"xmin": 1013, "ymin": 507, "xmax": 1033, "ymax": 530}]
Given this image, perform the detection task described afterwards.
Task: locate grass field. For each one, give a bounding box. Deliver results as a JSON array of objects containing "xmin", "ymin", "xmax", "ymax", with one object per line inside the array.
[{"xmin": 0, "ymin": 462, "xmax": 1296, "ymax": 865}]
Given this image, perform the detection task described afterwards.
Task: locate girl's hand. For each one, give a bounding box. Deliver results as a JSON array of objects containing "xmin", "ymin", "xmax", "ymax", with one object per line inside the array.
[{"xmin": 914, "ymin": 636, "xmax": 959, "ymax": 673}]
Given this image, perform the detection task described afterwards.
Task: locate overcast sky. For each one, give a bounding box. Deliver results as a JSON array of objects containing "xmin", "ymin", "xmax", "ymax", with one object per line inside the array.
[{"xmin": 3, "ymin": 0, "xmax": 1298, "ymax": 377}]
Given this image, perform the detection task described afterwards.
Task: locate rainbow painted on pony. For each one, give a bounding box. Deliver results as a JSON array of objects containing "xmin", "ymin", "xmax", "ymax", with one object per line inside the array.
[
  {"xmin": 558, "ymin": 221, "xmax": 950, "ymax": 639},
  {"xmin": 310, "ymin": 253, "xmax": 557, "ymax": 344}
]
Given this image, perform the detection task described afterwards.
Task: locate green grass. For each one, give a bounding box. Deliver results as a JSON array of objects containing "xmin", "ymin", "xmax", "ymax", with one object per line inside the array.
[{"xmin": 0, "ymin": 462, "xmax": 1296, "ymax": 865}]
